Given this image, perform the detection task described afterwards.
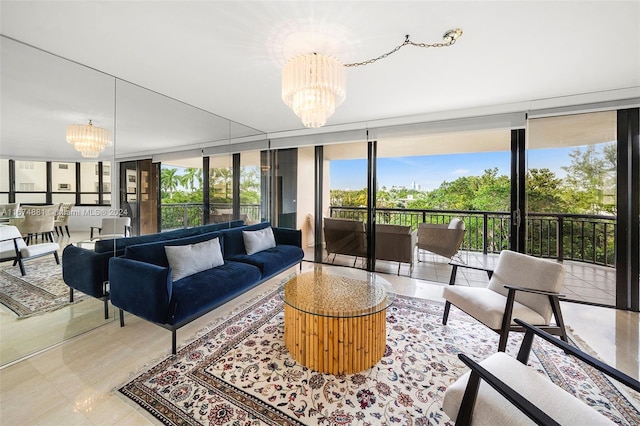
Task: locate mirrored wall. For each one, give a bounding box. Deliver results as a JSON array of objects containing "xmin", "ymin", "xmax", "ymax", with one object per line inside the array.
[{"xmin": 0, "ymin": 35, "xmax": 264, "ymax": 366}]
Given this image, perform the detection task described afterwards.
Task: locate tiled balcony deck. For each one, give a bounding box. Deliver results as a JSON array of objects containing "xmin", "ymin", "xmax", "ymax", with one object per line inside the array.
[{"xmin": 306, "ymin": 249, "xmax": 617, "ymax": 307}]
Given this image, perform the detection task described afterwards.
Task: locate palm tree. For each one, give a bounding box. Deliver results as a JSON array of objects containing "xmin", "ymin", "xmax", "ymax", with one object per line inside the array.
[
  {"xmin": 161, "ymin": 168, "xmax": 180, "ymax": 199},
  {"xmin": 180, "ymin": 167, "xmax": 202, "ymax": 192}
]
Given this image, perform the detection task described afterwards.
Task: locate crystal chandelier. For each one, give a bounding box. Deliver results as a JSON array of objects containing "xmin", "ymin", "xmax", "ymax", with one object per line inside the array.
[
  {"xmin": 282, "ymin": 53, "xmax": 346, "ymax": 129},
  {"xmin": 281, "ymin": 29, "xmax": 463, "ymax": 129},
  {"xmin": 66, "ymin": 120, "xmax": 113, "ymax": 158}
]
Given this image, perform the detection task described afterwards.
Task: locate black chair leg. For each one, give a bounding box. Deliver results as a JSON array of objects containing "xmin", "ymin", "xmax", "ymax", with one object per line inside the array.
[
  {"xmin": 172, "ymin": 330, "xmax": 177, "ymax": 355},
  {"xmin": 549, "ymin": 295, "xmax": 568, "ymax": 343},
  {"xmin": 54, "ymin": 251, "xmax": 60, "ymax": 264},
  {"xmin": 443, "ymin": 301, "xmax": 452, "ymax": 325},
  {"xmin": 70, "ymin": 288, "xmax": 74, "ymax": 302},
  {"xmin": 65, "ymin": 225, "xmax": 70, "ymax": 237},
  {"xmin": 119, "ymin": 309, "xmax": 125, "ymax": 327},
  {"xmin": 17, "ymin": 259, "xmax": 26, "ymax": 276},
  {"xmin": 103, "ymin": 299, "xmax": 109, "ymax": 319}
]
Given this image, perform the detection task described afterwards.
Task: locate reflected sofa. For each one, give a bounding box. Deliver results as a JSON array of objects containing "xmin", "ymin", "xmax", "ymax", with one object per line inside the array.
[
  {"xmin": 62, "ymin": 220, "xmax": 246, "ymax": 319},
  {"xmin": 109, "ymin": 221, "xmax": 303, "ymax": 353}
]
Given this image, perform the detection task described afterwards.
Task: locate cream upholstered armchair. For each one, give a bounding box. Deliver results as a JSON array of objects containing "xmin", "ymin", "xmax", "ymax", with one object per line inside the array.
[
  {"xmin": 443, "ymin": 319, "xmax": 640, "ymax": 425},
  {"xmin": 0, "ymin": 225, "xmax": 59, "ymax": 275},
  {"xmin": 90, "ymin": 217, "xmax": 132, "ymax": 240},
  {"xmin": 416, "ymin": 218, "xmax": 465, "ymax": 261},
  {"xmin": 442, "ymin": 250, "xmax": 567, "ymax": 352}
]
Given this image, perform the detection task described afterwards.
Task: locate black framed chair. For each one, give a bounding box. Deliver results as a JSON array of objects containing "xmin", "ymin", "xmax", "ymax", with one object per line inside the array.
[
  {"xmin": 0, "ymin": 225, "xmax": 59, "ymax": 275},
  {"xmin": 442, "ymin": 250, "xmax": 568, "ymax": 352},
  {"xmin": 443, "ymin": 319, "xmax": 640, "ymax": 425}
]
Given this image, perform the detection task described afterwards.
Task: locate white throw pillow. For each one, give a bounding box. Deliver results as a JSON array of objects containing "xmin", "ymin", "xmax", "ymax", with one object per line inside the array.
[
  {"xmin": 164, "ymin": 238, "xmax": 224, "ymax": 282},
  {"xmin": 243, "ymin": 226, "xmax": 276, "ymax": 255}
]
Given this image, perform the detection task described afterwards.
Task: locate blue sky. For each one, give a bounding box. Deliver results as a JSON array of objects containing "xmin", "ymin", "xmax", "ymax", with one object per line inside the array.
[{"xmin": 331, "ymin": 147, "xmax": 576, "ymax": 191}]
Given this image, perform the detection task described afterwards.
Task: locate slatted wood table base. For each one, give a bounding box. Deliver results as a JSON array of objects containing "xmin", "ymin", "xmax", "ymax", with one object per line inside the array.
[{"xmin": 284, "ymin": 304, "xmax": 387, "ymax": 375}]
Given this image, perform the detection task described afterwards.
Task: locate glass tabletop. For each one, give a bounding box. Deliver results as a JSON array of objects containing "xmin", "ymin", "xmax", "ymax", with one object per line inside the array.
[{"xmin": 280, "ymin": 267, "xmax": 395, "ymax": 318}]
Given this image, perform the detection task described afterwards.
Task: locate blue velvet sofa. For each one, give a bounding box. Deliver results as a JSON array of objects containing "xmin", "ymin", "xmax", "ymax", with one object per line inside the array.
[
  {"xmin": 108, "ymin": 222, "xmax": 303, "ymax": 354},
  {"xmin": 62, "ymin": 220, "xmax": 245, "ymax": 319}
]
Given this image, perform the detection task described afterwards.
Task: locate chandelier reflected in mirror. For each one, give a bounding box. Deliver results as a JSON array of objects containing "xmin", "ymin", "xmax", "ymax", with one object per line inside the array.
[
  {"xmin": 66, "ymin": 120, "xmax": 113, "ymax": 158},
  {"xmin": 281, "ymin": 28, "xmax": 463, "ymax": 129}
]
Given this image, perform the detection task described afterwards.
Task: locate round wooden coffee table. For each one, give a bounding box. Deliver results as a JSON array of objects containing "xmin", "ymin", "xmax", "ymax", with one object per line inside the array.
[{"xmin": 281, "ymin": 268, "xmax": 395, "ymax": 375}]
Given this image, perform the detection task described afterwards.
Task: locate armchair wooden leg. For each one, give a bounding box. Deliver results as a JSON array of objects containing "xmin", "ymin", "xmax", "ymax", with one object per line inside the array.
[
  {"xmin": 172, "ymin": 330, "xmax": 177, "ymax": 355},
  {"xmin": 549, "ymin": 295, "xmax": 568, "ymax": 343},
  {"xmin": 53, "ymin": 251, "xmax": 60, "ymax": 264},
  {"xmin": 17, "ymin": 259, "xmax": 26, "ymax": 276},
  {"xmin": 498, "ymin": 289, "xmax": 517, "ymax": 352},
  {"xmin": 443, "ymin": 301, "xmax": 452, "ymax": 325}
]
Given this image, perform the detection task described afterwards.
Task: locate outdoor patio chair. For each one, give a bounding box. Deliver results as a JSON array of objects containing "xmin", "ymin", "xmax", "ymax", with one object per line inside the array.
[
  {"xmin": 416, "ymin": 218, "xmax": 465, "ymax": 261},
  {"xmin": 442, "ymin": 249, "xmax": 567, "ymax": 352},
  {"xmin": 54, "ymin": 202, "xmax": 74, "ymax": 237},
  {"xmin": 443, "ymin": 319, "xmax": 640, "ymax": 425},
  {"xmin": 323, "ymin": 217, "xmax": 367, "ymax": 266},
  {"xmin": 90, "ymin": 217, "xmax": 132, "ymax": 240},
  {"xmin": 0, "ymin": 225, "xmax": 59, "ymax": 275}
]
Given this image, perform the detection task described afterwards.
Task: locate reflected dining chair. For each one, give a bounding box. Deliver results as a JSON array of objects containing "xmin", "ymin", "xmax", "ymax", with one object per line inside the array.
[
  {"xmin": 54, "ymin": 202, "xmax": 74, "ymax": 237},
  {"xmin": 16, "ymin": 204, "xmax": 58, "ymax": 245}
]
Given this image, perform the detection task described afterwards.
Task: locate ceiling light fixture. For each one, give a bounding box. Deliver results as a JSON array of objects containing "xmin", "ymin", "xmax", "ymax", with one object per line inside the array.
[
  {"xmin": 281, "ymin": 28, "xmax": 463, "ymax": 129},
  {"xmin": 66, "ymin": 120, "xmax": 113, "ymax": 158}
]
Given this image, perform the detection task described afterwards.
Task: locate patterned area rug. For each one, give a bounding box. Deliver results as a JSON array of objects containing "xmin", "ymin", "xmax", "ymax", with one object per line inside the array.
[
  {"xmin": 120, "ymin": 289, "xmax": 640, "ymax": 425},
  {"xmin": 0, "ymin": 257, "xmax": 83, "ymax": 318}
]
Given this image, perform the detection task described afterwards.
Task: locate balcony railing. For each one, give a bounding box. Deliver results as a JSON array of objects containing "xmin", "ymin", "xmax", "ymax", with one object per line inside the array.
[
  {"xmin": 160, "ymin": 203, "xmax": 262, "ymax": 230},
  {"xmin": 329, "ymin": 206, "xmax": 616, "ymax": 267}
]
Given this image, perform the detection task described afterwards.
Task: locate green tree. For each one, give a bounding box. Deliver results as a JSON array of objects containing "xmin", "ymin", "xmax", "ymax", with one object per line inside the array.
[
  {"xmin": 161, "ymin": 168, "xmax": 180, "ymax": 200},
  {"xmin": 526, "ymin": 168, "xmax": 565, "ymax": 213},
  {"xmin": 180, "ymin": 167, "xmax": 202, "ymax": 192},
  {"xmin": 561, "ymin": 143, "xmax": 616, "ymax": 214}
]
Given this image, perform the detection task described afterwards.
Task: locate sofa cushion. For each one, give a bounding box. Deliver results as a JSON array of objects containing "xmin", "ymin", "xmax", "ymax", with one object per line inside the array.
[
  {"xmin": 221, "ymin": 221, "xmax": 272, "ymax": 257},
  {"xmin": 169, "ymin": 261, "xmax": 262, "ymax": 325},
  {"xmin": 228, "ymin": 244, "xmax": 303, "ymax": 278},
  {"xmin": 242, "ymin": 226, "xmax": 276, "ymax": 255},
  {"xmin": 442, "ymin": 286, "xmax": 546, "ymax": 329},
  {"xmin": 125, "ymin": 231, "xmax": 223, "ymax": 267},
  {"xmin": 165, "ymin": 238, "xmax": 224, "ymax": 282}
]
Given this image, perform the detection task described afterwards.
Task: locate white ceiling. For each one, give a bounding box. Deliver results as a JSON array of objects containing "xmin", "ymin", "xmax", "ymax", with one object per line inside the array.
[{"xmin": 1, "ymin": 1, "xmax": 639, "ymax": 161}]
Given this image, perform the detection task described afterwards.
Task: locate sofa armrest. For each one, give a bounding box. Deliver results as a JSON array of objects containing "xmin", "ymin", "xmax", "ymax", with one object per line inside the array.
[
  {"xmin": 109, "ymin": 257, "xmax": 173, "ymax": 324},
  {"xmin": 272, "ymin": 227, "xmax": 302, "ymax": 247},
  {"xmin": 62, "ymin": 244, "xmax": 111, "ymax": 298}
]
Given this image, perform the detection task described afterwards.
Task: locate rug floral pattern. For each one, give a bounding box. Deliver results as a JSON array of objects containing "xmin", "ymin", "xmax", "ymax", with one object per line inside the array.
[
  {"xmin": 120, "ymin": 289, "xmax": 640, "ymax": 425},
  {"xmin": 0, "ymin": 258, "xmax": 84, "ymax": 318}
]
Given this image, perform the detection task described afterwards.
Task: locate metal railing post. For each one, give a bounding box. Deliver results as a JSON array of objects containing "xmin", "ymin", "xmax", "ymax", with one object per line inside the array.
[{"xmin": 557, "ymin": 216, "xmax": 564, "ymax": 262}]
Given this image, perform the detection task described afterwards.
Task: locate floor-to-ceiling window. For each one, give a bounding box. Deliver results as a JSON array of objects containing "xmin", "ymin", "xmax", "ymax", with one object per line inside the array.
[{"xmin": 527, "ymin": 111, "xmax": 617, "ymax": 306}]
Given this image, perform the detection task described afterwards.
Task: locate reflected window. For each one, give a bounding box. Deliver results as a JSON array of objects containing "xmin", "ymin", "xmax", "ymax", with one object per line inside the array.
[
  {"xmin": 240, "ymin": 151, "xmax": 262, "ymax": 224},
  {"xmin": 79, "ymin": 161, "xmax": 111, "ymax": 205},
  {"xmin": 209, "ymin": 154, "xmax": 233, "ymax": 222}
]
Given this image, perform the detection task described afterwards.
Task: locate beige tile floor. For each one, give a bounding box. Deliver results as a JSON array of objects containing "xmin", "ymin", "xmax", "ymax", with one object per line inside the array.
[{"xmin": 0, "ymin": 253, "xmax": 638, "ymax": 424}]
